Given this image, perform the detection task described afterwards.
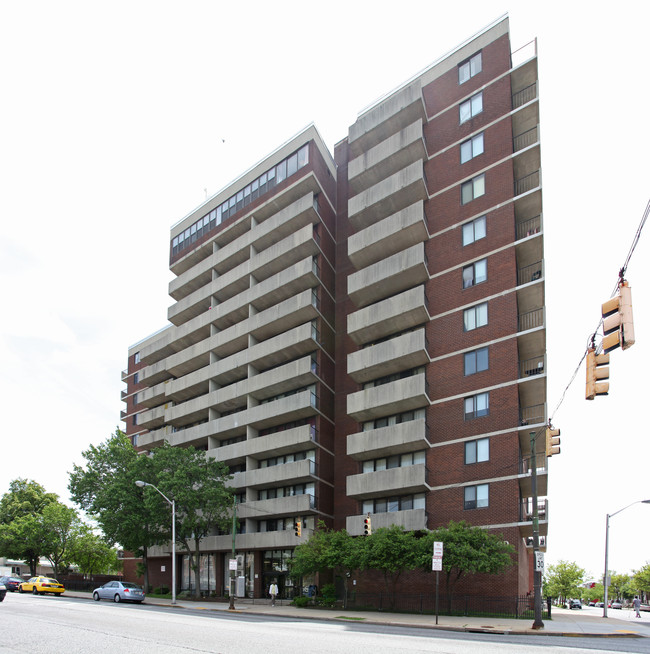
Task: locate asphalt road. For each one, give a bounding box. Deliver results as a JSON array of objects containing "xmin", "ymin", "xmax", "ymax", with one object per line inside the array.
[{"xmin": 2, "ymin": 592, "xmax": 650, "ymax": 654}]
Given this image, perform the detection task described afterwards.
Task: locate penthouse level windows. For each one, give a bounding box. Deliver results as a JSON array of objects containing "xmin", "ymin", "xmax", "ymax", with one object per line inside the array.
[
  {"xmin": 171, "ymin": 144, "xmax": 310, "ymax": 257},
  {"xmin": 458, "ymin": 52, "xmax": 482, "ymax": 85}
]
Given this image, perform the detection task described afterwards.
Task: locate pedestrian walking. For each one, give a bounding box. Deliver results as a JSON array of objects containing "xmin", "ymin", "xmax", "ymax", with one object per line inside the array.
[
  {"xmin": 633, "ymin": 596, "xmax": 641, "ymax": 618},
  {"xmin": 269, "ymin": 581, "xmax": 278, "ymax": 606}
]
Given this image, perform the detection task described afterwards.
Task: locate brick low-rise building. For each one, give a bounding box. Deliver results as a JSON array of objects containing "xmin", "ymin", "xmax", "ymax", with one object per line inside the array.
[{"xmin": 122, "ymin": 16, "xmax": 547, "ymax": 600}]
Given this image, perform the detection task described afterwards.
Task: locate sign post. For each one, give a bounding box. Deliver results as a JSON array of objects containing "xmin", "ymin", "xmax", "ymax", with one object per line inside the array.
[{"xmin": 432, "ymin": 541, "xmax": 444, "ymax": 624}]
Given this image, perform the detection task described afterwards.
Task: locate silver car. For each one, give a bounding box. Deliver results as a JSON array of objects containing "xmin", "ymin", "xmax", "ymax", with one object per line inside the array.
[{"xmin": 92, "ymin": 581, "xmax": 145, "ymax": 603}]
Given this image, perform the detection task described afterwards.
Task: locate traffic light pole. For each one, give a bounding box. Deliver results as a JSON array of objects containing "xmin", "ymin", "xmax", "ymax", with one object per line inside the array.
[
  {"xmin": 229, "ymin": 495, "xmax": 237, "ymax": 610},
  {"xmin": 530, "ymin": 431, "xmax": 544, "ymax": 630}
]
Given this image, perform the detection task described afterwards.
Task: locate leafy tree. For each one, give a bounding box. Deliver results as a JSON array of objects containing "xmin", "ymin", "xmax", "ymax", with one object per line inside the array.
[
  {"xmin": 0, "ymin": 479, "xmax": 59, "ymax": 575},
  {"xmin": 609, "ymin": 572, "xmax": 631, "ymax": 600},
  {"xmin": 68, "ymin": 430, "xmax": 166, "ymax": 590},
  {"xmin": 632, "ymin": 564, "xmax": 650, "ymax": 599},
  {"xmin": 423, "ymin": 521, "xmax": 515, "ymax": 610},
  {"xmin": 40, "ymin": 502, "xmax": 83, "ymax": 578},
  {"xmin": 582, "ymin": 582, "xmax": 604, "ymax": 603},
  {"xmin": 543, "ymin": 560, "xmax": 585, "ymax": 604},
  {"xmin": 358, "ymin": 525, "xmax": 422, "ymax": 608},
  {"xmin": 70, "ymin": 527, "xmax": 122, "ymax": 576},
  {"xmin": 290, "ymin": 521, "xmax": 362, "ymax": 607},
  {"xmin": 149, "ymin": 444, "xmax": 232, "ymax": 598}
]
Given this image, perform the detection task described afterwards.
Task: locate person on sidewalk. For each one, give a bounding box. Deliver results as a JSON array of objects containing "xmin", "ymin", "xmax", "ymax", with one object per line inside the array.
[
  {"xmin": 633, "ymin": 596, "xmax": 641, "ymax": 618},
  {"xmin": 269, "ymin": 582, "xmax": 278, "ymax": 607}
]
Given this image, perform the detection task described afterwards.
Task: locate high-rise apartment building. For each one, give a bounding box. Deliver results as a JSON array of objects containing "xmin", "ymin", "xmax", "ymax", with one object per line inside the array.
[{"xmin": 122, "ymin": 16, "xmax": 546, "ymax": 600}]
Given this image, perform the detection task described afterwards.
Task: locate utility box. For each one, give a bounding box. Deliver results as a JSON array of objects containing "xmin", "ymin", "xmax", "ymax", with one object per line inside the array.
[{"xmin": 236, "ymin": 576, "xmax": 246, "ymax": 597}]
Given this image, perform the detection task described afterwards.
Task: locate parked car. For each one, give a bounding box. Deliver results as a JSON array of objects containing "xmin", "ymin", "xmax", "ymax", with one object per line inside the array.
[
  {"xmin": 610, "ymin": 600, "xmax": 623, "ymax": 609},
  {"xmin": 595, "ymin": 601, "xmax": 605, "ymax": 608},
  {"xmin": 0, "ymin": 576, "xmax": 22, "ymax": 592},
  {"xmin": 567, "ymin": 599, "xmax": 582, "ymax": 609},
  {"xmin": 92, "ymin": 581, "xmax": 145, "ymax": 604},
  {"xmin": 588, "ymin": 600, "xmax": 596, "ymax": 607},
  {"xmin": 19, "ymin": 576, "xmax": 65, "ymax": 596},
  {"xmin": 0, "ymin": 583, "xmax": 6, "ymax": 602},
  {"xmin": 640, "ymin": 604, "xmax": 650, "ymax": 612}
]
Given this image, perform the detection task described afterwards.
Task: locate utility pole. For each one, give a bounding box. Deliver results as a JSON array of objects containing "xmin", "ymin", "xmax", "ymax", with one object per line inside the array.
[
  {"xmin": 530, "ymin": 431, "xmax": 544, "ymax": 630},
  {"xmin": 229, "ymin": 495, "xmax": 237, "ymax": 610}
]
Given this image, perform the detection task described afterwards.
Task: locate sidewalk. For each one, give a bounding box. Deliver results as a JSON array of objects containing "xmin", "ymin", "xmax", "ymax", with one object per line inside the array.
[{"xmin": 63, "ymin": 591, "xmax": 649, "ymax": 638}]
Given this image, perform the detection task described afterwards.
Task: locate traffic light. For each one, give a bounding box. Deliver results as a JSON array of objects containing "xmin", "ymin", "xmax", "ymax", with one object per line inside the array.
[
  {"xmin": 545, "ymin": 426, "xmax": 560, "ymax": 457},
  {"xmin": 363, "ymin": 515, "xmax": 372, "ymax": 536},
  {"xmin": 602, "ymin": 281, "xmax": 635, "ymax": 354},
  {"xmin": 585, "ymin": 347, "xmax": 609, "ymax": 400},
  {"xmin": 294, "ymin": 520, "xmax": 301, "ymax": 537}
]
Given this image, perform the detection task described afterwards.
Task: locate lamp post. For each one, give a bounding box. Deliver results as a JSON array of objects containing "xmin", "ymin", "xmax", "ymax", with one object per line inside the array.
[
  {"xmin": 602, "ymin": 499, "xmax": 650, "ymax": 618},
  {"xmin": 529, "ymin": 431, "xmax": 544, "ymax": 630},
  {"xmin": 136, "ymin": 480, "xmax": 176, "ymax": 605}
]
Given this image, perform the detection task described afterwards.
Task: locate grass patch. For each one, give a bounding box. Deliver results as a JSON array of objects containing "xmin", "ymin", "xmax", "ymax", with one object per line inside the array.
[{"xmin": 336, "ymin": 616, "xmax": 366, "ymax": 621}]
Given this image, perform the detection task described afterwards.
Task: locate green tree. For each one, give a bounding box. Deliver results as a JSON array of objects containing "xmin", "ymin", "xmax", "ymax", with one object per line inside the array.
[
  {"xmin": 70, "ymin": 527, "xmax": 122, "ymax": 576},
  {"xmin": 543, "ymin": 560, "xmax": 585, "ymax": 604},
  {"xmin": 40, "ymin": 502, "xmax": 83, "ymax": 578},
  {"xmin": 582, "ymin": 582, "xmax": 604, "ymax": 603},
  {"xmin": 68, "ymin": 430, "xmax": 166, "ymax": 590},
  {"xmin": 609, "ymin": 572, "xmax": 631, "ymax": 600},
  {"xmin": 290, "ymin": 521, "xmax": 362, "ymax": 607},
  {"xmin": 0, "ymin": 479, "xmax": 59, "ymax": 575},
  {"xmin": 424, "ymin": 521, "xmax": 515, "ymax": 610},
  {"xmin": 358, "ymin": 525, "xmax": 422, "ymax": 608},
  {"xmin": 149, "ymin": 444, "xmax": 232, "ymax": 598},
  {"xmin": 631, "ymin": 564, "xmax": 650, "ymax": 599}
]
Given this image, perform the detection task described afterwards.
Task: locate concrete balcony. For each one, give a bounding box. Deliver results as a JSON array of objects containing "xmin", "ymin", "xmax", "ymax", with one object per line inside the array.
[
  {"xmin": 348, "ymin": 242, "xmax": 429, "ymax": 308},
  {"xmin": 347, "ymin": 328, "xmax": 430, "ymax": 384},
  {"xmin": 346, "ymin": 509, "xmax": 427, "ymax": 536},
  {"xmin": 137, "ymin": 380, "xmax": 168, "ymax": 409},
  {"xmin": 347, "ymin": 418, "xmax": 429, "ymax": 460},
  {"xmin": 246, "ymin": 389, "xmax": 319, "ymax": 432},
  {"xmin": 348, "ymin": 201, "xmax": 428, "ymax": 270},
  {"xmin": 135, "ymin": 425, "xmax": 172, "ymax": 449},
  {"xmin": 237, "ymin": 494, "xmax": 315, "ymax": 520},
  {"xmin": 242, "ymin": 459, "xmax": 318, "ymax": 489},
  {"xmin": 518, "ymin": 403, "xmax": 547, "ymax": 457},
  {"xmin": 166, "ymin": 391, "xmax": 211, "ymax": 428},
  {"xmin": 136, "ymin": 404, "xmax": 166, "ymax": 430},
  {"xmin": 169, "ymin": 192, "xmax": 319, "ymax": 302},
  {"xmin": 346, "ymin": 464, "xmax": 430, "ymax": 499},
  {"xmin": 519, "ymin": 499, "xmax": 548, "ymax": 538},
  {"xmin": 348, "ymin": 120, "xmax": 426, "ymax": 196},
  {"xmin": 201, "ymin": 529, "xmax": 311, "ymax": 552},
  {"xmin": 518, "ymin": 454, "xmax": 548, "ymax": 498},
  {"xmin": 348, "ymin": 161, "xmax": 428, "ymax": 231},
  {"xmin": 347, "ymin": 373, "xmax": 429, "ymax": 422},
  {"xmin": 139, "ymin": 318, "xmax": 210, "ymax": 367},
  {"xmin": 348, "ymin": 82, "xmax": 426, "ymax": 158},
  {"xmin": 347, "ymin": 285, "xmax": 430, "ymax": 346}
]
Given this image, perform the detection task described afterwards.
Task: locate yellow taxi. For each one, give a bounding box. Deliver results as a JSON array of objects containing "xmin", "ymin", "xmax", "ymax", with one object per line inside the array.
[{"xmin": 19, "ymin": 576, "xmax": 65, "ymax": 596}]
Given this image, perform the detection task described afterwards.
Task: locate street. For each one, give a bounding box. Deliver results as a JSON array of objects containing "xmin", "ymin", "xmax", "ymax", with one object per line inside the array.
[{"xmin": 1, "ymin": 593, "xmax": 649, "ymax": 654}]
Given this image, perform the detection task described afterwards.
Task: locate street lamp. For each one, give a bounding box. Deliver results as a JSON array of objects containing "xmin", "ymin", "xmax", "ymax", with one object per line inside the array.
[
  {"xmin": 602, "ymin": 499, "xmax": 650, "ymax": 618},
  {"xmin": 136, "ymin": 480, "xmax": 176, "ymax": 605}
]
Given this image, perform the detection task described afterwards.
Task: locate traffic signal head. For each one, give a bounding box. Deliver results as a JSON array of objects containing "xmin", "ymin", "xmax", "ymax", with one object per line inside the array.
[
  {"xmin": 602, "ymin": 281, "xmax": 635, "ymax": 353},
  {"xmin": 545, "ymin": 426, "xmax": 560, "ymax": 457},
  {"xmin": 363, "ymin": 515, "xmax": 372, "ymax": 536},
  {"xmin": 294, "ymin": 520, "xmax": 301, "ymax": 537},
  {"xmin": 585, "ymin": 347, "xmax": 609, "ymax": 400}
]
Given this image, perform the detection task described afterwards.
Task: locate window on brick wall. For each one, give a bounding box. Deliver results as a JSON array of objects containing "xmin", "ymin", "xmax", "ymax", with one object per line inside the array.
[
  {"xmin": 463, "ymin": 302, "xmax": 488, "ymax": 331},
  {"xmin": 458, "ymin": 52, "xmax": 482, "ymax": 84},
  {"xmin": 464, "ymin": 392, "xmax": 489, "ymax": 420},
  {"xmin": 134, "ymin": 352, "xmax": 140, "ymax": 364},
  {"xmin": 460, "ymin": 92, "xmax": 483, "ymax": 123},
  {"xmin": 464, "ymin": 483, "xmax": 488, "ymax": 509},
  {"xmin": 460, "ymin": 133, "xmax": 484, "ymax": 164},
  {"xmin": 461, "ymin": 174, "xmax": 485, "ymax": 205},
  {"xmin": 464, "ymin": 347, "xmax": 489, "ymax": 375},
  {"xmin": 462, "ymin": 258, "xmax": 487, "ymax": 288},
  {"xmin": 462, "ymin": 215, "xmax": 486, "ymax": 246},
  {"xmin": 465, "ymin": 437, "xmax": 489, "ymax": 464}
]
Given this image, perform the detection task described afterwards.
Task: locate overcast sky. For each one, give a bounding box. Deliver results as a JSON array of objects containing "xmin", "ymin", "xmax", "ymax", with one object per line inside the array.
[{"xmin": 1, "ymin": 1, "xmax": 648, "ymax": 582}]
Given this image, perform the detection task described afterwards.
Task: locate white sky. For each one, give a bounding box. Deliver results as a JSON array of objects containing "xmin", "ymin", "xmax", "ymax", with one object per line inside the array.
[{"xmin": 1, "ymin": 1, "xmax": 649, "ymax": 583}]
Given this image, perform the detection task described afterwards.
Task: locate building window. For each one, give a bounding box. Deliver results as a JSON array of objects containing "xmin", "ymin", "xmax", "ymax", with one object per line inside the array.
[
  {"xmin": 362, "ymin": 493, "xmax": 426, "ymax": 514},
  {"xmin": 460, "ymin": 133, "xmax": 484, "ymax": 164},
  {"xmin": 464, "ymin": 347, "xmax": 489, "ymax": 375},
  {"xmin": 461, "ymin": 174, "xmax": 485, "ymax": 205},
  {"xmin": 134, "ymin": 352, "xmax": 140, "ymax": 364},
  {"xmin": 133, "ymin": 372, "xmax": 139, "ymax": 384},
  {"xmin": 463, "ymin": 302, "xmax": 488, "ymax": 331},
  {"xmin": 462, "ymin": 215, "xmax": 486, "ymax": 246},
  {"xmin": 462, "ymin": 258, "xmax": 487, "ymax": 288},
  {"xmin": 465, "ymin": 437, "xmax": 489, "ymax": 464},
  {"xmin": 464, "ymin": 483, "xmax": 488, "ymax": 509},
  {"xmin": 464, "ymin": 392, "xmax": 489, "ymax": 420},
  {"xmin": 459, "ymin": 92, "xmax": 483, "ymax": 124},
  {"xmin": 458, "ymin": 52, "xmax": 482, "ymax": 84}
]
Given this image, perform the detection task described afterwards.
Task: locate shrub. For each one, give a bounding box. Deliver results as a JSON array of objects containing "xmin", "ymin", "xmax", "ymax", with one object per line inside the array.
[
  {"xmin": 317, "ymin": 584, "xmax": 337, "ymax": 607},
  {"xmin": 291, "ymin": 596, "xmax": 309, "ymax": 608}
]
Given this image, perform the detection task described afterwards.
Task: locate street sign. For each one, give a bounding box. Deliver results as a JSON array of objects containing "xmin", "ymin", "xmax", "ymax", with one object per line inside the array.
[
  {"xmin": 433, "ymin": 541, "xmax": 444, "ymax": 557},
  {"xmin": 229, "ymin": 558, "xmax": 238, "ymax": 571},
  {"xmin": 432, "ymin": 557, "xmax": 443, "ymax": 571},
  {"xmin": 534, "ymin": 551, "xmax": 544, "ymax": 573}
]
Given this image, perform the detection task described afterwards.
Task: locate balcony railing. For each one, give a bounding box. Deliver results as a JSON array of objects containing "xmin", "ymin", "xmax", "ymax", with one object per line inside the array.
[
  {"xmin": 519, "ymin": 355, "xmax": 545, "ymax": 379},
  {"xmin": 525, "ymin": 535, "xmax": 547, "ymax": 548},
  {"xmin": 515, "ymin": 170, "xmax": 540, "ymax": 196},
  {"xmin": 513, "ymin": 126, "xmax": 538, "ymax": 152},
  {"xmin": 519, "ymin": 404, "xmax": 545, "ymax": 426},
  {"xmin": 520, "ymin": 498, "xmax": 548, "ymax": 522},
  {"xmin": 519, "ymin": 453, "xmax": 547, "ymax": 475},
  {"xmin": 512, "ymin": 82, "xmax": 537, "ymax": 109},
  {"xmin": 518, "ymin": 308, "xmax": 544, "ymax": 332},
  {"xmin": 517, "ymin": 261, "xmax": 542, "ymax": 285},
  {"xmin": 515, "ymin": 215, "xmax": 541, "ymax": 240}
]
